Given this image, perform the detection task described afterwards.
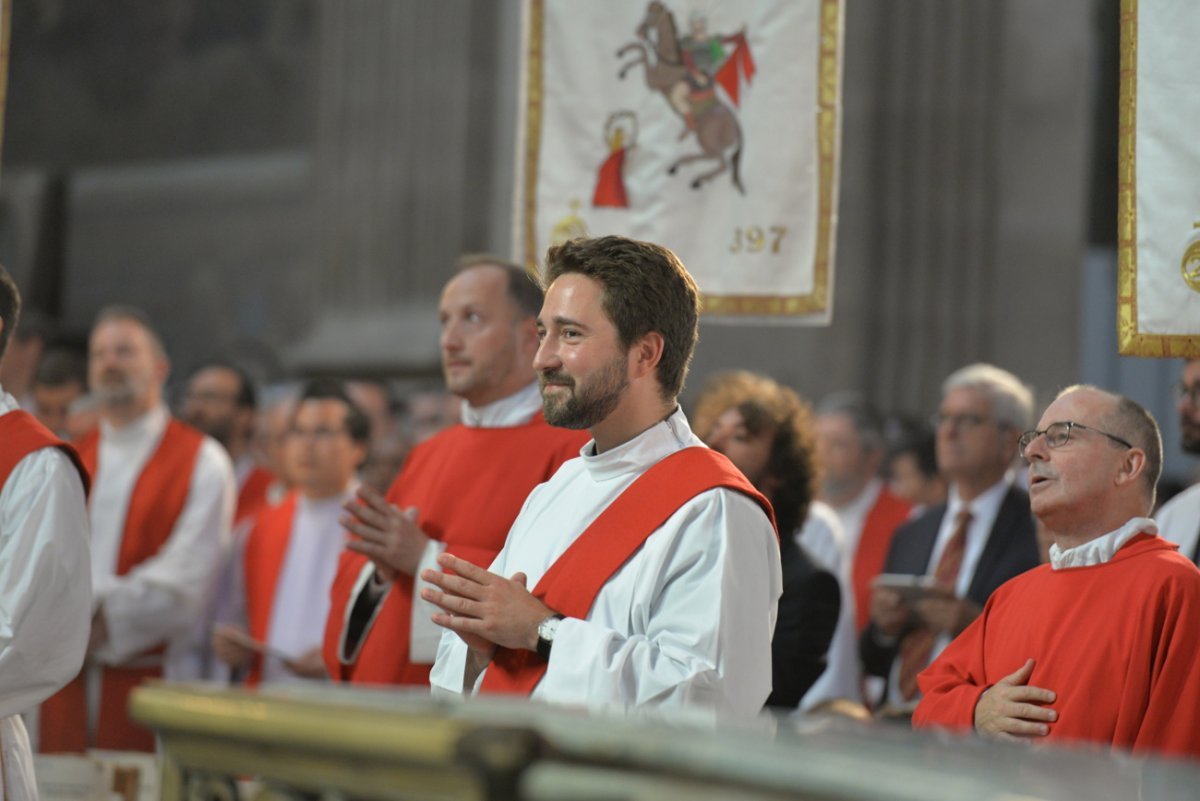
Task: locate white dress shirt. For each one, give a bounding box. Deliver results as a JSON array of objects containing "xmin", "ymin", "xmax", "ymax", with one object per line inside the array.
[
  {"xmin": 430, "ymin": 408, "xmax": 783, "ymax": 716},
  {"xmin": 260, "ymin": 486, "xmax": 356, "ymax": 683},
  {"xmin": 0, "ymin": 388, "xmax": 91, "ymax": 801},
  {"xmin": 795, "ymin": 501, "xmax": 859, "ymax": 708},
  {"xmin": 1157, "ymin": 483, "xmax": 1200, "ymax": 563}
]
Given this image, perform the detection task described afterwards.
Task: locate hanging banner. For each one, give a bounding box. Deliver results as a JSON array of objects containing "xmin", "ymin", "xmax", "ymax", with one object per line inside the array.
[
  {"xmin": 1118, "ymin": 0, "xmax": 1200, "ymax": 356},
  {"xmin": 515, "ymin": 0, "xmax": 843, "ymax": 325}
]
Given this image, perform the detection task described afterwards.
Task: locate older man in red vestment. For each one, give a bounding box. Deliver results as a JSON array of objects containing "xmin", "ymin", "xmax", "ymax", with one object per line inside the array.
[{"xmin": 914, "ymin": 386, "xmax": 1200, "ymax": 760}]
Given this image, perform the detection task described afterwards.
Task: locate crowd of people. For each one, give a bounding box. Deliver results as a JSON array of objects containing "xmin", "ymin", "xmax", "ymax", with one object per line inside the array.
[{"xmin": 1, "ymin": 234, "xmax": 1199, "ymax": 799}]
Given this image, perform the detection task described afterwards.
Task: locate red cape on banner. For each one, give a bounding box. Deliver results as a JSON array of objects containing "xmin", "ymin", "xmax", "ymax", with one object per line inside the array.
[{"xmin": 715, "ymin": 33, "xmax": 755, "ymax": 107}]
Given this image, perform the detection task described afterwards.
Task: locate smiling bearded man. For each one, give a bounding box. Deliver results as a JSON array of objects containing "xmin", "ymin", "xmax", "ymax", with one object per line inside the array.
[{"xmin": 424, "ymin": 235, "xmax": 782, "ymax": 714}]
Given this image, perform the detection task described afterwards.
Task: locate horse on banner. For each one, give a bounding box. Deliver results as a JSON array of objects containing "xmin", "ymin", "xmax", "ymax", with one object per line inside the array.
[{"xmin": 617, "ymin": 1, "xmax": 750, "ymax": 194}]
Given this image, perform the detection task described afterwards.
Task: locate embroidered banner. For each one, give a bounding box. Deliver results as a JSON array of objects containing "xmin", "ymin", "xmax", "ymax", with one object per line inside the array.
[
  {"xmin": 515, "ymin": 0, "xmax": 843, "ymax": 325},
  {"xmin": 1118, "ymin": 0, "xmax": 1200, "ymax": 356}
]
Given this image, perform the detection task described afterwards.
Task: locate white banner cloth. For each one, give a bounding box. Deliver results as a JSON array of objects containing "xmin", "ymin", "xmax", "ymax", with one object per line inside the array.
[
  {"xmin": 515, "ymin": 0, "xmax": 843, "ymax": 324},
  {"xmin": 1119, "ymin": 0, "xmax": 1200, "ymax": 356}
]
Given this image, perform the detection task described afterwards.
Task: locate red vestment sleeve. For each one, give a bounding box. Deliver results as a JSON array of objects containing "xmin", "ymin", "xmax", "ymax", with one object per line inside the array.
[{"xmin": 912, "ymin": 598, "xmax": 994, "ymax": 732}]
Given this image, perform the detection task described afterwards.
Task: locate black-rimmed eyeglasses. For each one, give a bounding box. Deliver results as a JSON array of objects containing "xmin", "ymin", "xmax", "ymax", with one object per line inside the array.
[{"xmin": 1018, "ymin": 421, "xmax": 1133, "ymax": 461}]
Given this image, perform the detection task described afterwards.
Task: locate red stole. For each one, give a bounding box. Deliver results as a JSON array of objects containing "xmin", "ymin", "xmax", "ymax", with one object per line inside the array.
[
  {"xmin": 235, "ymin": 465, "xmax": 276, "ymax": 526},
  {"xmin": 323, "ymin": 413, "xmax": 587, "ymax": 686},
  {"xmin": 40, "ymin": 418, "xmax": 204, "ymax": 754},
  {"xmin": 242, "ymin": 493, "xmax": 299, "ymax": 686},
  {"xmin": 850, "ymin": 487, "xmax": 911, "ymax": 631},
  {"xmin": 0, "ymin": 410, "xmax": 89, "ymax": 494},
  {"xmin": 478, "ymin": 446, "xmax": 776, "ymax": 696}
]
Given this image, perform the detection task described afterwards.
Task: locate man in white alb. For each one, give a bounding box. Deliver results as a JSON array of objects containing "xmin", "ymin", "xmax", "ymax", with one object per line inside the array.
[
  {"xmin": 0, "ymin": 266, "xmax": 91, "ymax": 799},
  {"xmin": 424, "ymin": 235, "xmax": 781, "ymax": 714},
  {"xmin": 39, "ymin": 306, "xmax": 235, "ymax": 753}
]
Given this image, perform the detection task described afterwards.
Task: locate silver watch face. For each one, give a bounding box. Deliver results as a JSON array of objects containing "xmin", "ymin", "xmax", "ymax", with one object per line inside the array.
[{"xmin": 538, "ymin": 615, "xmax": 562, "ymax": 642}]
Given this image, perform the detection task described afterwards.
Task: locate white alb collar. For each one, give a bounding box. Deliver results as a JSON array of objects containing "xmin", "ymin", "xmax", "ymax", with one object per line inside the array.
[
  {"xmin": 459, "ymin": 382, "xmax": 542, "ymax": 429},
  {"xmin": 100, "ymin": 403, "xmax": 169, "ymax": 444},
  {"xmin": 1048, "ymin": 517, "xmax": 1158, "ymax": 570},
  {"xmin": 580, "ymin": 406, "xmax": 697, "ymax": 483}
]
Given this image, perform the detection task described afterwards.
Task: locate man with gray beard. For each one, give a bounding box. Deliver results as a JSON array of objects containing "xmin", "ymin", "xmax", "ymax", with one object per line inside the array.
[
  {"xmin": 39, "ymin": 307, "xmax": 235, "ymax": 753},
  {"xmin": 1155, "ymin": 359, "xmax": 1200, "ymax": 563},
  {"xmin": 425, "ymin": 235, "xmax": 781, "ymax": 714}
]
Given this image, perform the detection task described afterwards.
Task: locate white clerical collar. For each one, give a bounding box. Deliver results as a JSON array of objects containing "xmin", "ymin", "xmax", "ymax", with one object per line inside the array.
[
  {"xmin": 100, "ymin": 403, "xmax": 169, "ymax": 444},
  {"xmin": 0, "ymin": 385, "xmax": 17, "ymax": 415},
  {"xmin": 946, "ymin": 473, "xmax": 1011, "ymax": 526},
  {"xmin": 459, "ymin": 382, "xmax": 542, "ymax": 429},
  {"xmin": 580, "ymin": 406, "xmax": 695, "ymax": 483},
  {"xmin": 1048, "ymin": 517, "xmax": 1158, "ymax": 570}
]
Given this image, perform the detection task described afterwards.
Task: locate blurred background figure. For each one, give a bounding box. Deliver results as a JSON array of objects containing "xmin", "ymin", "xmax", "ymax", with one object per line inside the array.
[
  {"xmin": 181, "ymin": 359, "xmax": 274, "ymax": 527},
  {"xmin": 401, "ymin": 385, "xmax": 460, "ymax": 445},
  {"xmin": 214, "ymin": 379, "xmax": 368, "ymax": 685},
  {"xmin": 886, "ymin": 425, "xmax": 946, "ymax": 517},
  {"xmin": 815, "ymin": 393, "xmax": 911, "ymax": 641},
  {"xmin": 38, "ymin": 306, "xmax": 235, "ymax": 754},
  {"xmin": 1156, "ymin": 359, "xmax": 1200, "ymax": 563},
  {"xmin": 255, "ymin": 384, "xmax": 301, "ymax": 505},
  {"xmin": 346, "ymin": 379, "xmax": 408, "ymax": 492},
  {"xmin": 692, "ymin": 371, "xmax": 844, "ymax": 713},
  {"xmin": 30, "ymin": 346, "xmax": 87, "ymax": 438},
  {"xmin": 0, "ymin": 310, "xmax": 52, "ymax": 410}
]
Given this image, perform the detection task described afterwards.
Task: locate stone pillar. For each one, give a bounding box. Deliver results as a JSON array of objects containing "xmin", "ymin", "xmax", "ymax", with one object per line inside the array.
[{"xmin": 310, "ymin": 0, "xmax": 505, "ymax": 310}]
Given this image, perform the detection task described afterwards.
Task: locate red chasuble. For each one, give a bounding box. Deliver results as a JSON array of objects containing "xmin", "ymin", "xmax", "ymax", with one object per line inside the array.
[
  {"xmin": 40, "ymin": 419, "xmax": 204, "ymax": 754},
  {"xmin": 479, "ymin": 446, "xmax": 776, "ymax": 695},
  {"xmin": 235, "ymin": 465, "xmax": 276, "ymax": 526},
  {"xmin": 914, "ymin": 535, "xmax": 1200, "ymax": 759},
  {"xmin": 851, "ymin": 488, "xmax": 911, "ymax": 631},
  {"xmin": 242, "ymin": 492, "xmax": 299, "ymax": 686},
  {"xmin": 323, "ymin": 413, "xmax": 586, "ymax": 686},
  {"xmin": 0, "ymin": 410, "xmax": 89, "ymax": 494}
]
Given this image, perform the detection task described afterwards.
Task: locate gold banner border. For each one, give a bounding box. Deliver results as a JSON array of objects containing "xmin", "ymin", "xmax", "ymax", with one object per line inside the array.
[
  {"xmin": 1117, "ymin": 0, "xmax": 1200, "ymax": 357},
  {"xmin": 521, "ymin": 0, "xmax": 842, "ymax": 320}
]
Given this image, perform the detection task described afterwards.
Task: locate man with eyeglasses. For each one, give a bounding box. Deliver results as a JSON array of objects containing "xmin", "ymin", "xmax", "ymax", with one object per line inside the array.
[
  {"xmin": 213, "ymin": 380, "xmax": 368, "ymax": 684},
  {"xmin": 181, "ymin": 360, "xmax": 275, "ymax": 528},
  {"xmin": 914, "ymin": 385, "xmax": 1200, "ymax": 758},
  {"xmin": 1154, "ymin": 360, "xmax": 1200, "ymax": 564},
  {"xmin": 861, "ymin": 364, "xmax": 1040, "ymax": 716}
]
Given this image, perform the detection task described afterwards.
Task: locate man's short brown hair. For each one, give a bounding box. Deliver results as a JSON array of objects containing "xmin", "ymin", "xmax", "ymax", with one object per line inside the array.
[
  {"xmin": 543, "ymin": 236, "xmax": 700, "ymax": 400},
  {"xmin": 456, "ymin": 254, "xmax": 544, "ymax": 319}
]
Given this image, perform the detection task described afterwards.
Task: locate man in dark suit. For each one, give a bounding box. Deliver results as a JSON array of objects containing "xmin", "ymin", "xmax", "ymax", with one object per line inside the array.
[{"xmin": 862, "ymin": 364, "xmax": 1040, "ymax": 715}]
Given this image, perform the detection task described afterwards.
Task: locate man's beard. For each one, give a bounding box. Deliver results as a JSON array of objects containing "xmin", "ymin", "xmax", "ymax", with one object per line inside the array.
[
  {"xmin": 93, "ymin": 370, "xmax": 140, "ymax": 407},
  {"xmin": 1182, "ymin": 419, "xmax": 1200, "ymax": 456},
  {"xmin": 539, "ymin": 355, "xmax": 628, "ymax": 430}
]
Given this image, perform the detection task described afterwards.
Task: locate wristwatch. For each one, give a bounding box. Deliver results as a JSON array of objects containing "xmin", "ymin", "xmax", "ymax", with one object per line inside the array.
[{"xmin": 536, "ymin": 614, "xmax": 565, "ymax": 660}]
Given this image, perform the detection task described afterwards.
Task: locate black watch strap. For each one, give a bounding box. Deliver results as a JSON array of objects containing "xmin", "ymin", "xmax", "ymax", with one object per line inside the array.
[{"xmin": 536, "ymin": 614, "xmax": 564, "ymax": 660}]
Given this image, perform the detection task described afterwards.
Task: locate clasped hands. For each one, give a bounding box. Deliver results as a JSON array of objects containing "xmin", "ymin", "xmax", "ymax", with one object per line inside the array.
[
  {"xmin": 419, "ymin": 552, "xmax": 553, "ymax": 657},
  {"xmin": 342, "ymin": 485, "xmax": 430, "ymax": 582}
]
